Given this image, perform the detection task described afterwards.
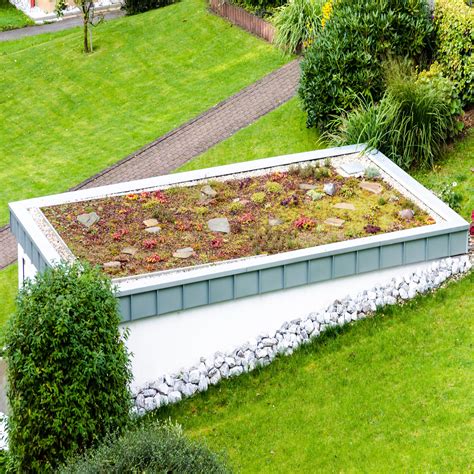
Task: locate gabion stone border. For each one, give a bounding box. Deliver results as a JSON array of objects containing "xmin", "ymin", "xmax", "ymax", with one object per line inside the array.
[{"xmin": 132, "ymin": 255, "xmax": 472, "ymax": 415}]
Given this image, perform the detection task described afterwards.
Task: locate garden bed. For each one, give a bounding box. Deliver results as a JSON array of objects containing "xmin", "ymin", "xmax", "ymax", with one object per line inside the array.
[{"xmin": 41, "ymin": 160, "xmax": 433, "ymax": 278}]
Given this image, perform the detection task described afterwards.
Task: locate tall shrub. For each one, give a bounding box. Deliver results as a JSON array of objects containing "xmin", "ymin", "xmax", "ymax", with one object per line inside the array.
[
  {"xmin": 5, "ymin": 262, "xmax": 132, "ymax": 472},
  {"xmin": 328, "ymin": 66, "xmax": 461, "ymax": 169},
  {"xmin": 299, "ymin": 0, "xmax": 434, "ymax": 129},
  {"xmin": 433, "ymin": 0, "xmax": 474, "ymax": 106},
  {"xmin": 122, "ymin": 0, "xmax": 176, "ymax": 15}
]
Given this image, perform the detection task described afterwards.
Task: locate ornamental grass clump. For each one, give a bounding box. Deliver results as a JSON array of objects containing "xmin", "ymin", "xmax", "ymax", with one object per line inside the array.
[
  {"xmin": 273, "ymin": 0, "xmax": 324, "ymax": 53},
  {"xmin": 328, "ymin": 65, "xmax": 462, "ymax": 169},
  {"xmin": 5, "ymin": 262, "xmax": 132, "ymax": 472}
]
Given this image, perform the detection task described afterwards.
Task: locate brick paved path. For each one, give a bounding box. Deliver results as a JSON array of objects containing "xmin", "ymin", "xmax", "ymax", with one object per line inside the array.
[{"xmin": 0, "ymin": 59, "xmax": 300, "ymax": 270}]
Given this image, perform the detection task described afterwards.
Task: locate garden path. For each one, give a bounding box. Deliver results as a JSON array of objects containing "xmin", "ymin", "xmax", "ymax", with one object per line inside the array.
[
  {"xmin": 0, "ymin": 9, "xmax": 123, "ymax": 42},
  {"xmin": 0, "ymin": 59, "xmax": 300, "ymax": 269}
]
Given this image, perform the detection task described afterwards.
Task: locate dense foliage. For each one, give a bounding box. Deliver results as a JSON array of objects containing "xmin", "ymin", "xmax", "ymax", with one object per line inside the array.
[
  {"xmin": 328, "ymin": 65, "xmax": 462, "ymax": 169},
  {"xmin": 299, "ymin": 0, "xmax": 433, "ymax": 129},
  {"xmin": 273, "ymin": 0, "xmax": 324, "ymax": 53},
  {"xmin": 5, "ymin": 262, "xmax": 132, "ymax": 472},
  {"xmin": 122, "ymin": 0, "xmax": 176, "ymax": 15},
  {"xmin": 433, "ymin": 0, "xmax": 474, "ymax": 106},
  {"xmin": 232, "ymin": 0, "xmax": 286, "ymax": 17},
  {"xmin": 59, "ymin": 420, "xmax": 230, "ymax": 473}
]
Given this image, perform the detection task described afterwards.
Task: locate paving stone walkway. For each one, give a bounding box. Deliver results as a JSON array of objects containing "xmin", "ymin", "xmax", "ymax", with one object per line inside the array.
[{"xmin": 0, "ymin": 59, "xmax": 300, "ymax": 270}]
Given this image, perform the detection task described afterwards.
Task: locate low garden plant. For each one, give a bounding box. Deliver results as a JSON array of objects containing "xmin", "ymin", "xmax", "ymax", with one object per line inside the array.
[
  {"xmin": 5, "ymin": 262, "xmax": 132, "ymax": 472},
  {"xmin": 60, "ymin": 420, "xmax": 229, "ymax": 473}
]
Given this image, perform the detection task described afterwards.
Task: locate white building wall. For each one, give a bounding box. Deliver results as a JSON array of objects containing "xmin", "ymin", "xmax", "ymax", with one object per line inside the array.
[
  {"xmin": 124, "ymin": 260, "xmax": 434, "ymax": 389},
  {"xmin": 17, "ymin": 244, "xmax": 38, "ymax": 287}
]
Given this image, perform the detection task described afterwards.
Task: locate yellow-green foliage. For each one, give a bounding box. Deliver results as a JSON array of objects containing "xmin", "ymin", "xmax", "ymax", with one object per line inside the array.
[
  {"xmin": 251, "ymin": 192, "xmax": 266, "ymax": 204},
  {"xmin": 434, "ymin": 0, "xmax": 474, "ymax": 106},
  {"xmin": 265, "ymin": 181, "xmax": 284, "ymax": 193}
]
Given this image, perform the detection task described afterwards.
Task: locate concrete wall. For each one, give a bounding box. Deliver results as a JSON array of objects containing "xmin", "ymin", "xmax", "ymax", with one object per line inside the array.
[{"xmin": 124, "ymin": 259, "xmax": 436, "ymax": 389}]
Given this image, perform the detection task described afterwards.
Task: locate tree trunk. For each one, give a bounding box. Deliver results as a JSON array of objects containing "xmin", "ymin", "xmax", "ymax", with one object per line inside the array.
[{"xmin": 83, "ymin": 17, "xmax": 90, "ymax": 53}]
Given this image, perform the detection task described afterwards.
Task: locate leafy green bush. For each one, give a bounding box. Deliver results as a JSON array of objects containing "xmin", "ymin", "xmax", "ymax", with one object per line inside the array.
[
  {"xmin": 433, "ymin": 0, "xmax": 474, "ymax": 106},
  {"xmin": 59, "ymin": 420, "xmax": 230, "ymax": 473},
  {"xmin": 328, "ymin": 66, "xmax": 461, "ymax": 168},
  {"xmin": 299, "ymin": 0, "xmax": 434, "ymax": 129},
  {"xmin": 273, "ymin": 0, "xmax": 324, "ymax": 53},
  {"xmin": 122, "ymin": 0, "xmax": 176, "ymax": 15},
  {"xmin": 232, "ymin": 0, "xmax": 286, "ymax": 17},
  {"xmin": 5, "ymin": 262, "xmax": 132, "ymax": 472}
]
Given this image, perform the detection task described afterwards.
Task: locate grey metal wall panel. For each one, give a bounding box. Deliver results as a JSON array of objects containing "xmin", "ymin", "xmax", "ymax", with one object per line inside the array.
[
  {"xmin": 404, "ymin": 239, "xmax": 426, "ymax": 264},
  {"xmin": 260, "ymin": 267, "xmax": 284, "ymax": 293},
  {"xmin": 334, "ymin": 252, "xmax": 356, "ymax": 278},
  {"xmin": 183, "ymin": 281, "xmax": 208, "ymax": 309},
  {"xmin": 131, "ymin": 291, "xmax": 157, "ymax": 319},
  {"xmin": 209, "ymin": 276, "xmax": 234, "ymax": 304},
  {"xmin": 357, "ymin": 248, "xmax": 379, "ymax": 273},
  {"xmin": 427, "ymin": 235, "xmax": 449, "ymax": 260},
  {"xmin": 284, "ymin": 261, "xmax": 308, "ymax": 288},
  {"xmin": 235, "ymin": 272, "xmax": 259, "ymax": 299},
  {"xmin": 119, "ymin": 296, "xmax": 131, "ymax": 321},
  {"xmin": 449, "ymin": 231, "xmax": 467, "ymax": 256},
  {"xmin": 158, "ymin": 287, "xmax": 183, "ymax": 314},
  {"xmin": 381, "ymin": 243, "xmax": 403, "ymax": 269},
  {"xmin": 309, "ymin": 257, "xmax": 332, "ymax": 282}
]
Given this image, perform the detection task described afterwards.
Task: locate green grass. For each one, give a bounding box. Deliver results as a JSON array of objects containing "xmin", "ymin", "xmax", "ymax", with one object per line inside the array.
[
  {"xmin": 150, "ymin": 273, "xmax": 474, "ymax": 472},
  {"xmin": 0, "ymin": 0, "xmax": 33, "ymax": 31},
  {"xmin": 0, "ymin": 0, "xmax": 287, "ymax": 226},
  {"xmin": 0, "ymin": 264, "xmax": 16, "ymax": 336},
  {"xmin": 178, "ymin": 98, "xmax": 321, "ymax": 172}
]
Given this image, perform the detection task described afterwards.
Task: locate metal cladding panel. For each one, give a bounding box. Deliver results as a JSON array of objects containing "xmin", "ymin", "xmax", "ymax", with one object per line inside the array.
[
  {"xmin": 284, "ymin": 261, "xmax": 308, "ymax": 288},
  {"xmin": 119, "ymin": 296, "xmax": 131, "ymax": 321},
  {"xmin": 450, "ymin": 231, "xmax": 468, "ymax": 255},
  {"xmin": 158, "ymin": 286, "xmax": 183, "ymax": 315},
  {"xmin": 309, "ymin": 257, "xmax": 332, "ymax": 282},
  {"xmin": 427, "ymin": 234, "xmax": 450, "ymax": 260},
  {"xmin": 235, "ymin": 271, "xmax": 259, "ymax": 299},
  {"xmin": 334, "ymin": 252, "xmax": 356, "ymax": 278},
  {"xmin": 209, "ymin": 276, "xmax": 234, "ymax": 304},
  {"xmin": 183, "ymin": 281, "xmax": 209, "ymax": 309},
  {"xmin": 380, "ymin": 243, "xmax": 404, "ymax": 269},
  {"xmin": 260, "ymin": 267, "xmax": 284, "ymax": 293},
  {"xmin": 405, "ymin": 239, "xmax": 426, "ymax": 264},
  {"xmin": 131, "ymin": 291, "xmax": 157, "ymax": 319},
  {"xmin": 357, "ymin": 247, "xmax": 379, "ymax": 273}
]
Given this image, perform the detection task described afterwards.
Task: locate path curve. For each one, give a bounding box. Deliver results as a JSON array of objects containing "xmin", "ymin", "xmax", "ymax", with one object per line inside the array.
[{"xmin": 0, "ymin": 59, "xmax": 300, "ymax": 270}]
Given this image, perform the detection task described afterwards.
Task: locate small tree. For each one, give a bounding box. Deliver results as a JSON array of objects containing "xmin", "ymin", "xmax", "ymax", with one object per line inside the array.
[
  {"xmin": 5, "ymin": 261, "xmax": 132, "ymax": 472},
  {"xmin": 55, "ymin": 0, "xmax": 103, "ymax": 53}
]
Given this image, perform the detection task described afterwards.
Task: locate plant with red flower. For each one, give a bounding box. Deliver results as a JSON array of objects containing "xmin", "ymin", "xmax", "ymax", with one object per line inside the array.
[
  {"xmin": 112, "ymin": 229, "xmax": 129, "ymax": 241},
  {"xmin": 146, "ymin": 254, "xmax": 164, "ymax": 263},
  {"xmin": 211, "ymin": 237, "xmax": 223, "ymax": 249},
  {"xmin": 153, "ymin": 191, "xmax": 168, "ymax": 203},
  {"xmin": 293, "ymin": 215, "xmax": 316, "ymax": 230},
  {"xmin": 143, "ymin": 239, "xmax": 158, "ymax": 249},
  {"xmin": 126, "ymin": 193, "xmax": 139, "ymax": 201}
]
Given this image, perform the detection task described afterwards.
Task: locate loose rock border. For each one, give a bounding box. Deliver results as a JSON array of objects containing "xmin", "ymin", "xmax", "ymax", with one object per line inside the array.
[{"xmin": 132, "ymin": 255, "xmax": 472, "ymax": 415}]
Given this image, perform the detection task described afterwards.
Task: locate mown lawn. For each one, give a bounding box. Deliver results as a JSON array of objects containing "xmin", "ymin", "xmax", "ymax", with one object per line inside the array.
[
  {"xmin": 150, "ymin": 272, "xmax": 474, "ymax": 472},
  {"xmin": 0, "ymin": 0, "xmax": 287, "ymax": 225},
  {"xmin": 0, "ymin": 0, "xmax": 33, "ymax": 31}
]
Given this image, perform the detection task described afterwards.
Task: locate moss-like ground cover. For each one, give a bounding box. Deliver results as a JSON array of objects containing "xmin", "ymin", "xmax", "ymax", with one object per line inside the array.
[
  {"xmin": 0, "ymin": 0, "xmax": 287, "ymax": 226},
  {"xmin": 43, "ymin": 162, "xmax": 432, "ymax": 277}
]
